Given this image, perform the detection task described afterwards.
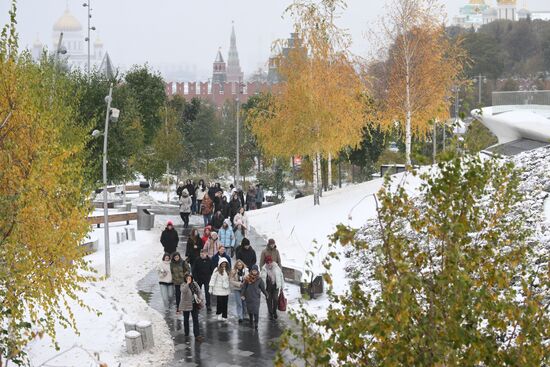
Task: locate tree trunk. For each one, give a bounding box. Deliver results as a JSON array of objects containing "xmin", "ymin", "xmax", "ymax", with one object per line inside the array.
[
  {"xmin": 338, "ymin": 159, "xmax": 342, "ymax": 188},
  {"xmin": 433, "ymin": 120, "xmax": 437, "ymax": 164},
  {"xmin": 317, "ymin": 153, "xmax": 323, "ymax": 198},
  {"xmin": 166, "ymin": 161, "xmax": 170, "ymax": 203},
  {"xmin": 328, "ymin": 152, "xmax": 332, "ymax": 190},
  {"xmin": 405, "ymin": 53, "xmax": 412, "ymax": 167},
  {"xmin": 291, "ymin": 156, "xmax": 296, "ymax": 188},
  {"xmin": 312, "ymin": 154, "xmax": 320, "ymax": 205}
]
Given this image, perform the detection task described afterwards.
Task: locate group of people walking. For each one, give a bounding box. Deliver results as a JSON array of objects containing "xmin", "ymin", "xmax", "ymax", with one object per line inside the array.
[
  {"xmin": 177, "ymin": 180, "xmax": 265, "ymax": 229},
  {"xmin": 157, "ymin": 191, "xmax": 284, "ymax": 341}
]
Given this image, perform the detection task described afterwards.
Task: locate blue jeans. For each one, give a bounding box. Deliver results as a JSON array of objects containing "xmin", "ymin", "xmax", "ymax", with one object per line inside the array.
[
  {"xmin": 203, "ymin": 214, "xmax": 212, "ymax": 227},
  {"xmin": 233, "ymin": 289, "xmax": 246, "ymax": 319},
  {"xmin": 159, "ymin": 283, "xmax": 174, "ymax": 309}
]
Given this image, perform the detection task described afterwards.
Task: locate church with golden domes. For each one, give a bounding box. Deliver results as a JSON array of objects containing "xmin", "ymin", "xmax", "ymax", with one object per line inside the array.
[
  {"xmin": 32, "ymin": 6, "xmax": 108, "ymax": 72},
  {"xmin": 452, "ymin": 0, "xmax": 548, "ymax": 30}
]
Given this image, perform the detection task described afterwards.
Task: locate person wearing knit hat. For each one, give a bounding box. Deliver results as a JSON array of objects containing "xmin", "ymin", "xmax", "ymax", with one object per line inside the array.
[
  {"xmin": 241, "ymin": 263, "xmax": 267, "ymax": 329},
  {"xmin": 261, "ymin": 254, "xmax": 284, "ymax": 320},
  {"xmin": 236, "ymin": 237, "xmax": 257, "ymax": 269},
  {"xmin": 160, "ymin": 220, "xmax": 179, "ymax": 255},
  {"xmin": 259, "ymin": 238, "xmax": 281, "ymax": 268}
]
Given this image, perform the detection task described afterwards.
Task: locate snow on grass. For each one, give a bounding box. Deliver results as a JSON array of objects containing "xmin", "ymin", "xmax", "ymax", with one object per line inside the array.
[
  {"xmin": 246, "ymin": 171, "xmax": 424, "ymax": 314},
  {"xmin": 26, "ymin": 221, "xmax": 173, "ymax": 367}
]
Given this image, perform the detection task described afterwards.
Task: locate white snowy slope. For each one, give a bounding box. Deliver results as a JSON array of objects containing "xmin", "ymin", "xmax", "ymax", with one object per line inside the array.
[
  {"xmin": 248, "ymin": 148, "xmax": 550, "ymax": 314},
  {"xmin": 246, "ymin": 171, "xmax": 424, "ymax": 313},
  {"xmin": 26, "ymin": 221, "xmax": 174, "ymax": 367}
]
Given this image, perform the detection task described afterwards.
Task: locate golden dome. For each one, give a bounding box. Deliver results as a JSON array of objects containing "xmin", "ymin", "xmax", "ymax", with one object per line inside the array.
[
  {"xmin": 53, "ymin": 9, "xmax": 82, "ymax": 32},
  {"xmin": 469, "ymin": 0, "xmax": 486, "ymax": 5},
  {"xmin": 94, "ymin": 37, "xmax": 103, "ymax": 47},
  {"xmin": 497, "ymin": 0, "xmax": 517, "ymax": 5}
]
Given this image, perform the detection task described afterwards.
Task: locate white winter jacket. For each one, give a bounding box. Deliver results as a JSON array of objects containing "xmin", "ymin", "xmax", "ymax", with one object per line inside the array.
[
  {"xmin": 179, "ymin": 195, "xmax": 192, "ymax": 213},
  {"xmin": 196, "ymin": 188, "xmax": 207, "ymax": 201},
  {"xmin": 209, "ymin": 267, "xmax": 231, "ymax": 296},
  {"xmin": 157, "ymin": 260, "xmax": 173, "ymax": 284}
]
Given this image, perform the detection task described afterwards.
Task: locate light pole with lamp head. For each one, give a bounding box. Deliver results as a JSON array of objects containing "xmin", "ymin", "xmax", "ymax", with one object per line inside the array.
[
  {"xmin": 82, "ymin": 1, "xmax": 96, "ymax": 77},
  {"xmin": 92, "ymin": 83, "xmax": 119, "ymax": 278}
]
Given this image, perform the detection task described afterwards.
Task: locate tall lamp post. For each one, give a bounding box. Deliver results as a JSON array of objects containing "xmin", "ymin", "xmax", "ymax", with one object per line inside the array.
[
  {"xmin": 92, "ymin": 83, "xmax": 119, "ymax": 278},
  {"xmin": 82, "ymin": 1, "xmax": 96, "ymax": 76},
  {"xmin": 474, "ymin": 74, "xmax": 487, "ymax": 105}
]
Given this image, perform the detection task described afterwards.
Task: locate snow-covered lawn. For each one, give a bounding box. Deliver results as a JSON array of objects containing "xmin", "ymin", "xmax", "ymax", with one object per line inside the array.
[
  {"xmin": 246, "ymin": 172, "xmax": 423, "ymax": 312},
  {"xmin": 26, "ymin": 220, "xmax": 173, "ymax": 367}
]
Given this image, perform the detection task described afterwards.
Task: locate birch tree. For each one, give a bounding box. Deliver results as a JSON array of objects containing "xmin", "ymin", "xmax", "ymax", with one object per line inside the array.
[
  {"xmin": 376, "ymin": 0, "xmax": 464, "ymax": 166},
  {"xmin": 248, "ymin": 0, "xmax": 367, "ymax": 205}
]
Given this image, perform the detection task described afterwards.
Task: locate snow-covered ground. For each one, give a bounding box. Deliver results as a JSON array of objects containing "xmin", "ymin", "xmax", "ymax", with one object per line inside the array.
[
  {"xmin": 248, "ymin": 148, "xmax": 550, "ymax": 315},
  {"xmin": 246, "ymin": 171, "xmax": 424, "ymax": 313},
  {"xmin": 26, "ymin": 219, "xmax": 173, "ymax": 367}
]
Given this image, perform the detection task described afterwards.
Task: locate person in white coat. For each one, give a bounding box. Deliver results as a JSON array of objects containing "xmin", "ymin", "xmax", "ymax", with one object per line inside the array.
[
  {"xmin": 157, "ymin": 253, "xmax": 174, "ymax": 309},
  {"xmin": 261, "ymin": 255, "xmax": 284, "ymax": 320},
  {"xmin": 179, "ymin": 189, "xmax": 192, "ymax": 229},
  {"xmin": 209, "ymin": 257, "xmax": 231, "ymax": 321}
]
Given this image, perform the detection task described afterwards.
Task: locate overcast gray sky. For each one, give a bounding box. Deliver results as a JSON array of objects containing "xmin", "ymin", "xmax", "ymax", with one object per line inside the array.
[{"xmin": 1, "ymin": 0, "xmax": 548, "ymax": 80}]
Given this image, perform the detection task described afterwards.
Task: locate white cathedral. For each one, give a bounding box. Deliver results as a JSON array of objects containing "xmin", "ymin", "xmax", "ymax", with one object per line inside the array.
[
  {"xmin": 32, "ymin": 6, "xmax": 111, "ymax": 72},
  {"xmin": 453, "ymin": 0, "xmax": 550, "ymax": 30}
]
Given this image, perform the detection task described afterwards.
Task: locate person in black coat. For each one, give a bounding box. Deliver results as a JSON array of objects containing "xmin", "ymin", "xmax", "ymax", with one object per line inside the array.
[
  {"xmin": 192, "ymin": 249, "xmax": 213, "ymax": 311},
  {"xmin": 228, "ymin": 192, "xmax": 241, "ymax": 223},
  {"xmin": 220, "ymin": 196, "xmax": 230, "ymax": 219},
  {"xmin": 237, "ymin": 188, "xmax": 245, "ymax": 209},
  {"xmin": 185, "ymin": 228, "xmax": 203, "ymax": 268},
  {"xmin": 236, "ymin": 238, "xmax": 257, "ymax": 269},
  {"xmin": 211, "ymin": 210, "xmax": 224, "ymax": 232},
  {"xmin": 160, "ymin": 220, "xmax": 179, "ymax": 254}
]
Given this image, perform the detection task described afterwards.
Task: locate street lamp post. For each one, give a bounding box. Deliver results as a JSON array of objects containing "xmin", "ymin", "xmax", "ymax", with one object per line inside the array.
[
  {"xmin": 102, "ymin": 83, "xmax": 113, "ymax": 278},
  {"xmin": 82, "ymin": 1, "xmax": 96, "ymax": 77},
  {"xmin": 474, "ymin": 74, "xmax": 487, "ymax": 105}
]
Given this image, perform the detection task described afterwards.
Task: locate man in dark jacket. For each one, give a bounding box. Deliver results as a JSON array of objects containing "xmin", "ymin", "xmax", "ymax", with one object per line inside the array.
[
  {"xmin": 160, "ymin": 220, "xmax": 179, "ymax": 254},
  {"xmin": 211, "ymin": 245, "xmax": 232, "ymax": 269},
  {"xmin": 236, "ymin": 238, "xmax": 257, "ymax": 269},
  {"xmin": 193, "ymin": 249, "xmax": 213, "ymax": 311}
]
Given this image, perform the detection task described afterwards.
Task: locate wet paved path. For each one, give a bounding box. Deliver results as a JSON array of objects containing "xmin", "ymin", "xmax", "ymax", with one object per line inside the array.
[{"xmin": 137, "ymin": 215, "xmax": 290, "ymax": 367}]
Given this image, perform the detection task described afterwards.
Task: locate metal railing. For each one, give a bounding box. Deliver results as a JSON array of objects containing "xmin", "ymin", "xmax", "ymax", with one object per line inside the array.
[{"xmin": 492, "ymin": 90, "xmax": 550, "ymax": 114}]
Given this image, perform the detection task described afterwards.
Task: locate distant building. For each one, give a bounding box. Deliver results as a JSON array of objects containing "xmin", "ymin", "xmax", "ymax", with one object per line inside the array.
[
  {"xmin": 267, "ymin": 32, "xmax": 301, "ymax": 84},
  {"xmin": 226, "ymin": 23, "xmax": 243, "ymax": 83},
  {"xmin": 453, "ymin": 0, "xmax": 550, "ymax": 29},
  {"xmin": 167, "ymin": 22, "xmax": 275, "ymax": 108},
  {"xmin": 32, "ymin": 6, "xmax": 109, "ymax": 72}
]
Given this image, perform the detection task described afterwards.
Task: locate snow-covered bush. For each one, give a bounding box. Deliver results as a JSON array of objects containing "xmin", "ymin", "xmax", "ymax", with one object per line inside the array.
[{"xmin": 277, "ymin": 155, "xmax": 549, "ymax": 367}]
